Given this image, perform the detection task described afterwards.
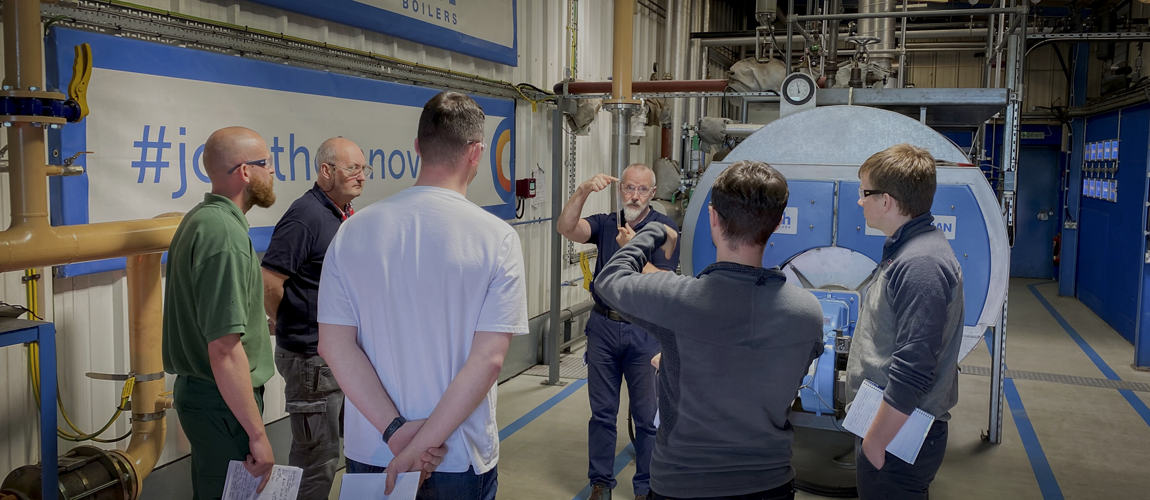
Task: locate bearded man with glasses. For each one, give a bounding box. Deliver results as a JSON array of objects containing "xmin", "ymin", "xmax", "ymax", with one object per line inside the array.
[
  {"xmin": 557, "ymin": 163, "xmax": 680, "ymax": 500},
  {"xmin": 162, "ymin": 126, "xmax": 278, "ymax": 499},
  {"xmin": 260, "ymin": 137, "xmax": 370, "ymax": 500}
]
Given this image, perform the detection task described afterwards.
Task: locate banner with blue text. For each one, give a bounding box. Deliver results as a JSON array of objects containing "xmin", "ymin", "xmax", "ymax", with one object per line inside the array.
[
  {"xmin": 246, "ymin": 0, "xmax": 517, "ymax": 66},
  {"xmin": 47, "ymin": 28, "xmax": 517, "ymax": 277}
]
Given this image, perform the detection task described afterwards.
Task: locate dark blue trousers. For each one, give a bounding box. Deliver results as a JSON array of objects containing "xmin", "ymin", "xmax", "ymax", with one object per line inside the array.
[
  {"xmin": 585, "ymin": 310, "xmax": 660, "ymax": 495},
  {"xmin": 856, "ymin": 420, "xmax": 949, "ymax": 500},
  {"xmin": 345, "ymin": 459, "xmax": 497, "ymax": 500}
]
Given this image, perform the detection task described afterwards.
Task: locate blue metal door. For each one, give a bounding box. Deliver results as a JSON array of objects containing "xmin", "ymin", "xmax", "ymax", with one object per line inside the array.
[{"xmin": 1012, "ymin": 147, "xmax": 1061, "ymax": 278}]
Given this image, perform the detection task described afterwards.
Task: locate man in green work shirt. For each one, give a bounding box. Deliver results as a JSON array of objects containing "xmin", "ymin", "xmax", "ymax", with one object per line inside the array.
[{"xmin": 163, "ymin": 126, "xmax": 278, "ymax": 500}]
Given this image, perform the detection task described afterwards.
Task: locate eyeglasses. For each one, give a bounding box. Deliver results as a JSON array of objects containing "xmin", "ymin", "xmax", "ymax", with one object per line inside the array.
[
  {"xmin": 858, "ymin": 187, "xmax": 887, "ymax": 199},
  {"xmin": 228, "ymin": 158, "xmax": 271, "ymax": 175},
  {"xmin": 328, "ymin": 164, "xmax": 374, "ymax": 177},
  {"xmin": 623, "ymin": 185, "xmax": 653, "ymax": 195}
]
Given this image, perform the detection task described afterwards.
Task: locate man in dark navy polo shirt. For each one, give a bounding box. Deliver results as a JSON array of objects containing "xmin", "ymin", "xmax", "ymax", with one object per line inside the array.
[
  {"xmin": 261, "ymin": 137, "xmax": 368, "ymax": 500},
  {"xmin": 557, "ymin": 163, "xmax": 680, "ymax": 500}
]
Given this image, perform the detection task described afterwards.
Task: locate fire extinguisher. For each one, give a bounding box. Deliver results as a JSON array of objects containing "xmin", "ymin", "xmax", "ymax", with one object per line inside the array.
[{"xmin": 1053, "ymin": 232, "xmax": 1061, "ymax": 266}]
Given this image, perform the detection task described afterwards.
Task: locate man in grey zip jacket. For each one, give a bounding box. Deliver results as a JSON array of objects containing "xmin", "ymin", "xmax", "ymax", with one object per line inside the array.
[
  {"xmin": 846, "ymin": 143, "xmax": 964, "ymax": 500},
  {"xmin": 596, "ymin": 160, "xmax": 824, "ymax": 500}
]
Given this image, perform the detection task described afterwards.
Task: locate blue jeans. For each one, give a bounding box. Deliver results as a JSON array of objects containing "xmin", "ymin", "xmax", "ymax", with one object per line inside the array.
[
  {"xmin": 856, "ymin": 420, "xmax": 948, "ymax": 500},
  {"xmin": 585, "ymin": 311, "xmax": 660, "ymax": 495},
  {"xmin": 344, "ymin": 459, "xmax": 497, "ymax": 500}
]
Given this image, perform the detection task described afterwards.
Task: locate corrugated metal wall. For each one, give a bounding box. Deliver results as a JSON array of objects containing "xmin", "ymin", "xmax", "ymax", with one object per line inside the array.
[{"xmin": 907, "ymin": 44, "xmax": 1069, "ymax": 113}]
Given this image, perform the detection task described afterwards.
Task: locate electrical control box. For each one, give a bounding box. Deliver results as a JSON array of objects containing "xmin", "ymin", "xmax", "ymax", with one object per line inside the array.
[{"xmin": 515, "ymin": 178, "xmax": 536, "ymax": 199}]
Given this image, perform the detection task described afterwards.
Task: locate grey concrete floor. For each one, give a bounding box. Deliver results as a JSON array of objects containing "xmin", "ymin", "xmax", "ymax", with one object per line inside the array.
[{"xmin": 328, "ymin": 278, "xmax": 1150, "ymax": 500}]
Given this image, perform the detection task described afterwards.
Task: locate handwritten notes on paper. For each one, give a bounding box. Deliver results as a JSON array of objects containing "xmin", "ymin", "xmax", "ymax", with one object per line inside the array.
[{"xmin": 221, "ymin": 461, "xmax": 302, "ymax": 500}]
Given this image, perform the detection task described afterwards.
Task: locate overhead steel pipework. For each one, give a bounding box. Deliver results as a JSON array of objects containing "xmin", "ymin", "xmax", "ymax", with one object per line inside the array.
[
  {"xmin": 553, "ymin": 79, "xmax": 730, "ymax": 95},
  {"xmin": 785, "ymin": 5, "xmax": 1026, "ymax": 74},
  {"xmin": 790, "ymin": 6, "xmax": 1024, "ymax": 22},
  {"xmin": 0, "ymin": 0, "xmax": 181, "ymax": 498}
]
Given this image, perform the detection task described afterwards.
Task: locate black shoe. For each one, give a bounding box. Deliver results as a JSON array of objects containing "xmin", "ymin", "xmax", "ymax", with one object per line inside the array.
[
  {"xmin": 590, "ymin": 483, "xmax": 612, "ymax": 500},
  {"xmin": 635, "ymin": 495, "xmax": 648, "ymax": 500}
]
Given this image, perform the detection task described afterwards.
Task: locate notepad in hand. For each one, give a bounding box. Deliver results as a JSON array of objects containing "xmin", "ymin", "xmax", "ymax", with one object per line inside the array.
[
  {"xmin": 220, "ymin": 460, "xmax": 302, "ymax": 500},
  {"xmin": 338, "ymin": 471, "xmax": 420, "ymax": 500},
  {"xmin": 843, "ymin": 379, "xmax": 936, "ymax": 465}
]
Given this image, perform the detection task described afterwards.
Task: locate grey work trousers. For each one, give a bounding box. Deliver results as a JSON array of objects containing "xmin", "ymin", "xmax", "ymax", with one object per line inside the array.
[{"xmin": 274, "ymin": 346, "xmax": 344, "ymax": 500}]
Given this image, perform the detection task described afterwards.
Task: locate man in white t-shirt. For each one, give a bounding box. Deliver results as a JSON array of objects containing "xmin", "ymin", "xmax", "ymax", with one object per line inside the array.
[{"xmin": 317, "ymin": 91, "xmax": 529, "ymax": 499}]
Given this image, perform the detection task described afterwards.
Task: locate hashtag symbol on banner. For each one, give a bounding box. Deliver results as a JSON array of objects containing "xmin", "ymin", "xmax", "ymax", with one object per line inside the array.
[{"xmin": 132, "ymin": 125, "xmax": 172, "ymax": 183}]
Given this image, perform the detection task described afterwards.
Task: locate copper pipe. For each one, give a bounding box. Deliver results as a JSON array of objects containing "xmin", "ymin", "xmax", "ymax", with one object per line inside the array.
[
  {"xmin": 661, "ymin": 126, "xmax": 673, "ymax": 160},
  {"xmin": 555, "ymin": 79, "xmax": 729, "ymax": 95},
  {"xmin": 114, "ymin": 253, "xmax": 167, "ymax": 498},
  {"xmin": 606, "ymin": 0, "xmax": 640, "ymax": 104}
]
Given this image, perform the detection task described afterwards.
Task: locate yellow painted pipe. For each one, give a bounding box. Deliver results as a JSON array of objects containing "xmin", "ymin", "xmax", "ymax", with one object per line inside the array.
[
  {"xmin": 1, "ymin": 2, "xmax": 180, "ymax": 497},
  {"xmin": 0, "ymin": 218, "xmax": 181, "ymax": 273},
  {"xmin": 0, "ymin": 0, "xmax": 182, "ymax": 275},
  {"xmin": 606, "ymin": 0, "xmax": 640, "ymax": 105},
  {"xmin": 113, "ymin": 253, "xmax": 167, "ymax": 498}
]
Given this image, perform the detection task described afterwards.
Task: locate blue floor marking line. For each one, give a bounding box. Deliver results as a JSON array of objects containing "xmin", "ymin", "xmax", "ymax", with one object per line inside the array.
[
  {"xmin": 984, "ymin": 330, "xmax": 1064, "ymax": 500},
  {"xmin": 571, "ymin": 444, "xmax": 637, "ymax": 500},
  {"xmin": 499, "ymin": 378, "xmax": 588, "ymax": 442},
  {"xmin": 1027, "ymin": 283, "xmax": 1150, "ymax": 428}
]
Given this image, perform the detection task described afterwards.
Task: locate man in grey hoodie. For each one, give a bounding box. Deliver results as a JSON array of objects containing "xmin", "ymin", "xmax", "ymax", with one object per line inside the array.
[
  {"xmin": 596, "ymin": 160, "xmax": 824, "ymax": 500},
  {"xmin": 847, "ymin": 144, "xmax": 964, "ymax": 500}
]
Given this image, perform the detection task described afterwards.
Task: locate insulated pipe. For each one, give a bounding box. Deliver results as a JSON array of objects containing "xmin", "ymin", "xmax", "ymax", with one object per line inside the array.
[
  {"xmin": 606, "ymin": 0, "xmax": 640, "ymax": 209},
  {"xmin": 606, "ymin": 0, "xmax": 639, "ymax": 105},
  {"xmin": 114, "ymin": 252, "xmax": 168, "ymax": 499},
  {"xmin": 554, "ymin": 79, "xmax": 730, "ymax": 95},
  {"xmin": 605, "ymin": 103, "xmax": 634, "ymax": 213},
  {"xmin": 725, "ymin": 123, "xmax": 764, "ymax": 138},
  {"xmin": 0, "ymin": 0, "xmax": 181, "ymax": 274}
]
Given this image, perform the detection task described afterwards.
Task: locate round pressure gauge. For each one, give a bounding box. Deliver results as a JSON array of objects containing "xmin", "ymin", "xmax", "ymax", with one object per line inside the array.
[{"xmin": 781, "ymin": 73, "xmax": 816, "ymax": 106}]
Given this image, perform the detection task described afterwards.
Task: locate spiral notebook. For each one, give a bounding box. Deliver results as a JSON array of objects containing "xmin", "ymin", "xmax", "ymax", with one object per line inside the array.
[{"xmin": 843, "ymin": 379, "xmax": 936, "ymax": 465}]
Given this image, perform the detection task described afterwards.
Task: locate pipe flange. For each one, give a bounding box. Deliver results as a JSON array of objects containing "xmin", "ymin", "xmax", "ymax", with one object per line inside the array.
[
  {"xmin": 133, "ymin": 371, "xmax": 165, "ymax": 383},
  {"xmin": 0, "ymin": 90, "xmax": 67, "ymax": 100},
  {"xmin": 131, "ymin": 411, "xmax": 166, "ymax": 423},
  {"xmin": 601, "ymin": 102, "xmax": 642, "ymax": 111}
]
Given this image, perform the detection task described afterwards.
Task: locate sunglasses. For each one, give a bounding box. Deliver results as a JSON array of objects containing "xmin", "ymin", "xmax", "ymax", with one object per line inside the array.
[{"xmin": 228, "ymin": 158, "xmax": 271, "ymax": 175}]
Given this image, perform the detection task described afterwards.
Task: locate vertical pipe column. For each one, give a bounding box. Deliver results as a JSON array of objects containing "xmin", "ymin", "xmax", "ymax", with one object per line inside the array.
[
  {"xmin": 785, "ymin": 0, "xmax": 794, "ymax": 72},
  {"xmin": 860, "ymin": 0, "xmax": 895, "ymax": 83},
  {"xmin": 662, "ymin": 0, "xmax": 676, "ymax": 80},
  {"xmin": 609, "ymin": 0, "xmax": 636, "ymax": 103},
  {"xmin": 546, "ymin": 106, "xmax": 565, "ymax": 386},
  {"xmin": 606, "ymin": 0, "xmax": 641, "ymax": 214},
  {"xmin": 1059, "ymin": 42, "xmax": 1089, "ymax": 297},
  {"xmin": 3, "ymin": 0, "xmax": 50, "ymax": 229},
  {"xmin": 672, "ymin": 0, "xmax": 691, "ymax": 164},
  {"xmin": 987, "ymin": 0, "xmax": 1026, "ymax": 446},
  {"xmin": 826, "ymin": 0, "xmax": 841, "ymax": 87},
  {"xmin": 116, "ymin": 253, "xmax": 168, "ymax": 497}
]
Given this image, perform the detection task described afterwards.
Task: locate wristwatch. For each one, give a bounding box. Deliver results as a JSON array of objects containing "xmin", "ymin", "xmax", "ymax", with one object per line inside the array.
[{"xmin": 382, "ymin": 416, "xmax": 407, "ymax": 444}]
